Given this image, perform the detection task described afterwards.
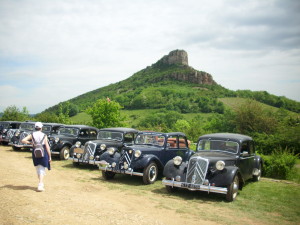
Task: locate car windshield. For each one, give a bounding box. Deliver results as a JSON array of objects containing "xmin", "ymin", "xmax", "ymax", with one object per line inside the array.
[
  {"xmin": 197, "ymin": 139, "xmax": 239, "ymax": 154},
  {"xmin": 97, "ymin": 131, "xmax": 123, "ymax": 141},
  {"xmin": 42, "ymin": 125, "xmax": 51, "ymax": 133},
  {"xmin": 20, "ymin": 123, "xmax": 35, "ymax": 131},
  {"xmin": 58, "ymin": 128, "xmax": 79, "ymax": 136},
  {"xmin": 135, "ymin": 134, "xmax": 165, "ymax": 147}
]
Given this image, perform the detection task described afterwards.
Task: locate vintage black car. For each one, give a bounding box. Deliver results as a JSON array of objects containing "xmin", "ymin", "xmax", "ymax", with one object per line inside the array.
[
  {"xmin": 0, "ymin": 121, "xmax": 21, "ymax": 145},
  {"xmin": 10, "ymin": 122, "xmax": 63, "ymax": 150},
  {"xmin": 10, "ymin": 121, "xmax": 36, "ymax": 150},
  {"xmin": 162, "ymin": 133, "xmax": 262, "ymax": 202},
  {"xmin": 98, "ymin": 131, "xmax": 194, "ymax": 184},
  {"xmin": 69, "ymin": 127, "xmax": 139, "ymax": 166},
  {"xmin": 49, "ymin": 125, "xmax": 99, "ymax": 160}
]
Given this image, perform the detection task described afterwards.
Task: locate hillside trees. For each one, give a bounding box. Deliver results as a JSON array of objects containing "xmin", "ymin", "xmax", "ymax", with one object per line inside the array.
[
  {"xmin": 86, "ymin": 99, "xmax": 125, "ymax": 128},
  {"xmin": 1, "ymin": 105, "xmax": 30, "ymax": 121}
]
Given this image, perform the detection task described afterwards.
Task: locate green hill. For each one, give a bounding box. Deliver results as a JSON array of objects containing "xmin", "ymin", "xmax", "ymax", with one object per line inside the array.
[{"xmin": 43, "ymin": 49, "xmax": 300, "ymax": 116}]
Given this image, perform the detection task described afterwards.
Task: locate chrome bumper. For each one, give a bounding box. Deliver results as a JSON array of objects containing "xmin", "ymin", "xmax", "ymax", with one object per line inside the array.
[
  {"xmin": 68, "ymin": 157, "xmax": 102, "ymax": 165},
  {"xmin": 13, "ymin": 144, "xmax": 32, "ymax": 148},
  {"xmin": 98, "ymin": 164, "xmax": 143, "ymax": 177},
  {"xmin": 162, "ymin": 179, "xmax": 228, "ymax": 194}
]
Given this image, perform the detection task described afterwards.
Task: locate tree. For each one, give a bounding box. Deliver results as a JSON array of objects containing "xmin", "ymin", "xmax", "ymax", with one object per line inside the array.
[
  {"xmin": 1, "ymin": 105, "xmax": 30, "ymax": 121},
  {"xmin": 86, "ymin": 99, "xmax": 125, "ymax": 128}
]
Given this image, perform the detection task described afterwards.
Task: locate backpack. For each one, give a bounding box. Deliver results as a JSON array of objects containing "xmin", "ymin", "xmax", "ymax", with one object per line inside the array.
[{"xmin": 32, "ymin": 133, "xmax": 46, "ymax": 158}]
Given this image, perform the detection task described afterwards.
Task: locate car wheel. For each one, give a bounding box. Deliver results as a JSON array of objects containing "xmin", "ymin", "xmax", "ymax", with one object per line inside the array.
[
  {"xmin": 226, "ymin": 175, "xmax": 239, "ymax": 202},
  {"xmin": 12, "ymin": 146, "xmax": 21, "ymax": 151},
  {"xmin": 165, "ymin": 178, "xmax": 178, "ymax": 193},
  {"xmin": 253, "ymin": 163, "xmax": 262, "ymax": 182},
  {"xmin": 102, "ymin": 171, "xmax": 115, "ymax": 180},
  {"xmin": 143, "ymin": 162, "xmax": 158, "ymax": 184},
  {"xmin": 60, "ymin": 146, "xmax": 70, "ymax": 160}
]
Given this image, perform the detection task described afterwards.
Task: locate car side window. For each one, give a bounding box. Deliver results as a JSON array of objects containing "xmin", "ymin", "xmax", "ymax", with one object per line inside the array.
[
  {"xmin": 249, "ymin": 141, "xmax": 254, "ymax": 155},
  {"xmin": 124, "ymin": 133, "xmax": 134, "ymax": 143},
  {"xmin": 80, "ymin": 129, "xmax": 89, "ymax": 138},
  {"xmin": 241, "ymin": 142, "xmax": 249, "ymax": 154},
  {"xmin": 90, "ymin": 130, "xmax": 97, "ymax": 139},
  {"xmin": 178, "ymin": 136, "xmax": 188, "ymax": 149}
]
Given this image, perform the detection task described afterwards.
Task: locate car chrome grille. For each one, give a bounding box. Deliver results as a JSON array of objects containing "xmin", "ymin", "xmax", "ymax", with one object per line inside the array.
[
  {"xmin": 7, "ymin": 130, "xmax": 15, "ymax": 140},
  {"xmin": 82, "ymin": 142, "xmax": 97, "ymax": 160},
  {"xmin": 118, "ymin": 149, "xmax": 134, "ymax": 169},
  {"xmin": 186, "ymin": 157, "xmax": 209, "ymax": 185}
]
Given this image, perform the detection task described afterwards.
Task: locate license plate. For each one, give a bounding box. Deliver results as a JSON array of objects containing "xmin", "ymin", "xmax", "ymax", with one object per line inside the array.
[
  {"xmin": 74, "ymin": 148, "xmax": 84, "ymax": 154},
  {"xmin": 181, "ymin": 183, "xmax": 201, "ymax": 189}
]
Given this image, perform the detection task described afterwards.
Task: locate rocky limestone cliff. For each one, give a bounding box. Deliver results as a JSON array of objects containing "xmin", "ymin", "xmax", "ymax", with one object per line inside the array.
[{"xmin": 155, "ymin": 49, "xmax": 216, "ymax": 85}]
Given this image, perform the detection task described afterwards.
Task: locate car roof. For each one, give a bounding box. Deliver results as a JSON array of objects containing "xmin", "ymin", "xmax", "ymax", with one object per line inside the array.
[
  {"xmin": 59, "ymin": 125, "xmax": 98, "ymax": 130},
  {"xmin": 198, "ymin": 133, "xmax": 253, "ymax": 142},
  {"xmin": 43, "ymin": 123, "xmax": 64, "ymax": 127},
  {"xmin": 99, "ymin": 127, "xmax": 139, "ymax": 133},
  {"xmin": 137, "ymin": 131, "xmax": 187, "ymax": 137},
  {"xmin": 0, "ymin": 121, "xmax": 22, "ymax": 124}
]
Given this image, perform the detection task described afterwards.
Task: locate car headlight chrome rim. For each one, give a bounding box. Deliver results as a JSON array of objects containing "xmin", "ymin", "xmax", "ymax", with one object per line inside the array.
[
  {"xmin": 107, "ymin": 147, "xmax": 115, "ymax": 155},
  {"xmin": 173, "ymin": 156, "xmax": 182, "ymax": 166},
  {"xmin": 100, "ymin": 144, "xmax": 106, "ymax": 150},
  {"xmin": 75, "ymin": 141, "xmax": 81, "ymax": 148},
  {"xmin": 216, "ymin": 160, "xmax": 225, "ymax": 170},
  {"xmin": 134, "ymin": 150, "xmax": 141, "ymax": 158}
]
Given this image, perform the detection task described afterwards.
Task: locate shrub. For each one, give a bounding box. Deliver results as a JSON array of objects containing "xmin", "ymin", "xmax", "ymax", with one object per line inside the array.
[{"xmin": 261, "ymin": 148, "xmax": 298, "ymax": 180}]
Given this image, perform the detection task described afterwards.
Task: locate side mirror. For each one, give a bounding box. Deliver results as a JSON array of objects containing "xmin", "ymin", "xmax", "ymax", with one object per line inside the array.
[{"xmin": 241, "ymin": 151, "xmax": 249, "ymax": 157}]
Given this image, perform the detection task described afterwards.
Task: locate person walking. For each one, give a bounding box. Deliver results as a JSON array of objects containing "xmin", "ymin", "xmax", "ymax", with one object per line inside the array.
[{"xmin": 22, "ymin": 122, "xmax": 51, "ymax": 192}]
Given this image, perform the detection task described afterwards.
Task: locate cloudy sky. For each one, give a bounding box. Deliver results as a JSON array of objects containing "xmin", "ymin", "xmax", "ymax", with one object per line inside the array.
[{"xmin": 0, "ymin": 0, "xmax": 299, "ymax": 114}]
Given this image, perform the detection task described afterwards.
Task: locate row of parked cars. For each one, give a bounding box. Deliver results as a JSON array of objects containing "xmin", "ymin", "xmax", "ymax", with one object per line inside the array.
[{"xmin": 0, "ymin": 120, "xmax": 263, "ymax": 202}]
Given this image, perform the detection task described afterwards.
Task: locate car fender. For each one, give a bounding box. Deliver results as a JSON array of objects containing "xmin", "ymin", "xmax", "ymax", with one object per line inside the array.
[
  {"xmin": 163, "ymin": 159, "xmax": 187, "ymax": 182},
  {"xmin": 99, "ymin": 151, "xmax": 121, "ymax": 164},
  {"xmin": 254, "ymin": 155, "xmax": 263, "ymax": 169},
  {"xmin": 209, "ymin": 166, "xmax": 242, "ymax": 187},
  {"xmin": 133, "ymin": 154, "xmax": 164, "ymax": 171}
]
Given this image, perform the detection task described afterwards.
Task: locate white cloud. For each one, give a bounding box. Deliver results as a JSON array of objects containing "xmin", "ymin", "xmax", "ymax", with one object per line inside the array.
[{"xmin": 0, "ymin": 0, "xmax": 299, "ymax": 113}]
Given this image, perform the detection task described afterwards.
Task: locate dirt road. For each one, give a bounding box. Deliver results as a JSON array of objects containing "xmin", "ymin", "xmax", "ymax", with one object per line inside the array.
[{"xmin": 0, "ymin": 146, "xmax": 259, "ymax": 225}]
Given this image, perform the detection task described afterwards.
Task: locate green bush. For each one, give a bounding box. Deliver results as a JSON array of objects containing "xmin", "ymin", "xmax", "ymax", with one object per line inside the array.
[{"xmin": 261, "ymin": 148, "xmax": 298, "ymax": 180}]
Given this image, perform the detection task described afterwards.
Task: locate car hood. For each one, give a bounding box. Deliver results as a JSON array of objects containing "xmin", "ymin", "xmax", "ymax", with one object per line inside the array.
[
  {"xmin": 124, "ymin": 144, "xmax": 162, "ymax": 152},
  {"xmin": 88, "ymin": 139, "xmax": 124, "ymax": 148}
]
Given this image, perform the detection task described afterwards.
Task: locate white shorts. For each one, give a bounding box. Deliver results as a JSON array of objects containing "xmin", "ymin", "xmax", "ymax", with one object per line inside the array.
[{"xmin": 35, "ymin": 165, "xmax": 46, "ymax": 176}]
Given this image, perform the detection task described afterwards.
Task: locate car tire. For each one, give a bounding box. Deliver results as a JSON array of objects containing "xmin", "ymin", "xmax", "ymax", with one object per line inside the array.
[
  {"xmin": 253, "ymin": 163, "xmax": 262, "ymax": 182},
  {"xmin": 12, "ymin": 146, "xmax": 21, "ymax": 151},
  {"xmin": 102, "ymin": 171, "xmax": 115, "ymax": 180},
  {"xmin": 60, "ymin": 146, "xmax": 70, "ymax": 160},
  {"xmin": 143, "ymin": 162, "xmax": 158, "ymax": 184},
  {"xmin": 226, "ymin": 175, "xmax": 239, "ymax": 202}
]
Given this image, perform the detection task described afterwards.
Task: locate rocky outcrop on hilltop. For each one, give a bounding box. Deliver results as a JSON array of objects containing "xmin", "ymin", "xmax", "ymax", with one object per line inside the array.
[{"xmin": 155, "ymin": 49, "xmax": 216, "ymax": 85}]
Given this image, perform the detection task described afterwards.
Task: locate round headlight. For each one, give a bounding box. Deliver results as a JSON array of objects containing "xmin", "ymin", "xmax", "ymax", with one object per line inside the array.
[
  {"xmin": 89, "ymin": 155, "xmax": 94, "ymax": 160},
  {"xmin": 75, "ymin": 141, "xmax": 81, "ymax": 148},
  {"xmin": 100, "ymin": 144, "xmax": 106, "ymax": 150},
  {"xmin": 112, "ymin": 162, "xmax": 116, "ymax": 168},
  {"xmin": 55, "ymin": 137, "xmax": 59, "ymax": 143},
  {"xmin": 173, "ymin": 156, "xmax": 182, "ymax": 166},
  {"xmin": 134, "ymin": 150, "xmax": 141, "ymax": 158},
  {"xmin": 216, "ymin": 160, "xmax": 225, "ymax": 170},
  {"xmin": 107, "ymin": 147, "xmax": 115, "ymax": 155}
]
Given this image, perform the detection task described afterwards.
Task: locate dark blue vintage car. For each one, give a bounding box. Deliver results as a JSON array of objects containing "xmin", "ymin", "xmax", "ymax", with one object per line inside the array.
[
  {"xmin": 98, "ymin": 131, "xmax": 194, "ymax": 184},
  {"xmin": 162, "ymin": 133, "xmax": 262, "ymax": 201},
  {"xmin": 0, "ymin": 121, "xmax": 21, "ymax": 145},
  {"xmin": 49, "ymin": 125, "xmax": 99, "ymax": 160},
  {"xmin": 69, "ymin": 127, "xmax": 139, "ymax": 166}
]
